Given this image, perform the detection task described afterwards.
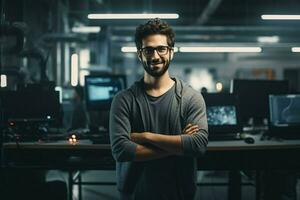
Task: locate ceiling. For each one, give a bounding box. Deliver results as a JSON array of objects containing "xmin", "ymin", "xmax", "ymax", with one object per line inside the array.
[
  {"xmin": 3, "ymin": 0, "xmax": 300, "ymax": 62},
  {"xmin": 68, "ymin": 0, "xmax": 300, "ymax": 26},
  {"xmin": 66, "ymin": 0, "xmax": 300, "ymax": 50}
]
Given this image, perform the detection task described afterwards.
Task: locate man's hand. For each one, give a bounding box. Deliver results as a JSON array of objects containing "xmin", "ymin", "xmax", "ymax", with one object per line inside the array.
[
  {"xmin": 130, "ymin": 132, "xmax": 149, "ymax": 144},
  {"xmin": 182, "ymin": 123, "xmax": 199, "ymax": 135}
]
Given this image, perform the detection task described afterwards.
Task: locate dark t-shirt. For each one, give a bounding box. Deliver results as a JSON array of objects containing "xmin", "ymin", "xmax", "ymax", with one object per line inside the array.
[
  {"xmin": 133, "ymin": 85, "xmax": 183, "ymax": 200},
  {"xmin": 146, "ymin": 85, "xmax": 175, "ymax": 134}
]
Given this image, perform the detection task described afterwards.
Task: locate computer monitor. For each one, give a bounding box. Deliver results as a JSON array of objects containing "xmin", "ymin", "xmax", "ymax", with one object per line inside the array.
[
  {"xmin": 202, "ymin": 93, "xmax": 241, "ymax": 137},
  {"xmin": 230, "ymin": 79, "xmax": 289, "ymax": 126},
  {"xmin": 0, "ymin": 90, "xmax": 61, "ymax": 125},
  {"xmin": 268, "ymin": 94, "xmax": 300, "ymax": 137},
  {"xmin": 84, "ymin": 75, "xmax": 126, "ymax": 111}
]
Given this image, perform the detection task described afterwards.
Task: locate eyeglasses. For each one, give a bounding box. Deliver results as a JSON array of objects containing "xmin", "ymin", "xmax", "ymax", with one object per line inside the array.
[{"xmin": 140, "ymin": 45, "xmax": 172, "ymax": 57}]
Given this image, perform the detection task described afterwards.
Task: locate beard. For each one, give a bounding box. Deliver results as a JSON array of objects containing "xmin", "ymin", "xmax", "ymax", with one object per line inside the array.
[{"xmin": 141, "ymin": 57, "xmax": 170, "ymax": 78}]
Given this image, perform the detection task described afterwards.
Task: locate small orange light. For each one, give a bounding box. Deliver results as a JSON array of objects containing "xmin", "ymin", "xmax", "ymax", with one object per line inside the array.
[
  {"xmin": 68, "ymin": 138, "xmax": 73, "ymax": 143},
  {"xmin": 71, "ymin": 134, "xmax": 76, "ymax": 139}
]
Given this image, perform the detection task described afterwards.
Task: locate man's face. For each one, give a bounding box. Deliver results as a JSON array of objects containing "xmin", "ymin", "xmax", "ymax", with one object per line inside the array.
[{"xmin": 138, "ymin": 34, "xmax": 174, "ymax": 78}]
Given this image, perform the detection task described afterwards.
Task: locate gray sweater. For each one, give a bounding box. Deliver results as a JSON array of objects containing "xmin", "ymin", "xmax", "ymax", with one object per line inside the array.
[{"xmin": 109, "ymin": 77, "xmax": 208, "ymax": 198}]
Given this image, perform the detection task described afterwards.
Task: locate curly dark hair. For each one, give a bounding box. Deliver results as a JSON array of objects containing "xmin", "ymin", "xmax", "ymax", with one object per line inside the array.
[{"xmin": 135, "ymin": 18, "xmax": 175, "ymax": 50}]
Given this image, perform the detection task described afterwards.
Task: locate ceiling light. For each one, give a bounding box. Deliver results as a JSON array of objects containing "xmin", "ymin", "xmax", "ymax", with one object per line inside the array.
[
  {"xmin": 88, "ymin": 13, "xmax": 179, "ymax": 19},
  {"xmin": 291, "ymin": 47, "xmax": 300, "ymax": 52},
  {"xmin": 121, "ymin": 47, "xmax": 179, "ymax": 53},
  {"xmin": 121, "ymin": 47, "xmax": 137, "ymax": 53},
  {"xmin": 72, "ymin": 26, "xmax": 101, "ymax": 33},
  {"xmin": 257, "ymin": 36, "xmax": 279, "ymax": 43},
  {"xmin": 179, "ymin": 47, "xmax": 262, "ymax": 53},
  {"xmin": 261, "ymin": 15, "xmax": 300, "ymax": 20},
  {"xmin": 1, "ymin": 74, "xmax": 7, "ymax": 87},
  {"xmin": 71, "ymin": 54, "xmax": 79, "ymax": 86}
]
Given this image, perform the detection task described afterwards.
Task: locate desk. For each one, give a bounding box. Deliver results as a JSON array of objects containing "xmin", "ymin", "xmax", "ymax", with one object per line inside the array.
[
  {"xmin": 3, "ymin": 139, "xmax": 300, "ymax": 169},
  {"xmin": 2, "ymin": 139, "xmax": 300, "ymax": 200},
  {"xmin": 203, "ymin": 139, "xmax": 300, "ymax": 200}
]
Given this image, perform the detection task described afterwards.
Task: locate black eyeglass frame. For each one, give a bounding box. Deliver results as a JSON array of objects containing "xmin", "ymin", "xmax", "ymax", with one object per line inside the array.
[{"xmin": 139, "ymin": 45, "xmax": 173, "ymax": 57}]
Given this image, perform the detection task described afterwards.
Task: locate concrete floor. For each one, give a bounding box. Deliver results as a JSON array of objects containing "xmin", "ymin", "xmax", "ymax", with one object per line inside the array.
[{"xmin": 46, "ymin": 170, "xmax": 299, "ymax": 200}]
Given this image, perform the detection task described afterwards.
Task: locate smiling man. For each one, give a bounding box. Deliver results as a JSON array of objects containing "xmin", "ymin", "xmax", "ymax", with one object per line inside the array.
[{"xmin": 109, "ymin": 18, "xmax": 208, "ymax": 200}]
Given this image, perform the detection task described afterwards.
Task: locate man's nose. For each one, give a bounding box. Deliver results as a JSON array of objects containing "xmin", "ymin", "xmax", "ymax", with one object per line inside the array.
[{"xmin": 152, "ymin": 49, "xmax": 160, "ymax": 59}]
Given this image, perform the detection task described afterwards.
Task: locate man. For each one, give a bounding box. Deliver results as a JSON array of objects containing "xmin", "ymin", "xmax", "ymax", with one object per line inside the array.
[{"xmin": 109, "ymin": 18, "xmax": 208, "ymax": 200}]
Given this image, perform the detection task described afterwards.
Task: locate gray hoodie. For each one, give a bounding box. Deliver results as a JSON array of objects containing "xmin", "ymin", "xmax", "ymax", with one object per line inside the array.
[{"xmin": 109, "ymin": 77, "xmax": 208, "ymax": 199}]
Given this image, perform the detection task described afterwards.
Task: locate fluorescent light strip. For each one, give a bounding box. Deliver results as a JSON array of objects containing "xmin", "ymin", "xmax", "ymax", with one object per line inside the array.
[
  {"xmin": 121, "ymin": 47, "xmax": 137, "ymax": 53},
  {"xmin": 71, "ymin": 54, "xmax": 79, "ymax": 86},
  {"xmin": 72, "ymin": 26, "xmax": 101, "ymax": 33},
  {"xmin": 257, "ymin": 36, "xmax": 279, "ymax": 43},
  {"xmin": 1, "ymin": 74, "xmax": 7, "ymax": 87},
  {"xmin": 261, "ymin": 15, "xmax": 300, "ymax": 20},
  {"xmin": 291, "ymin": 47, "xmax": 300, "ymax": 52},
  {"xmin": 179, "ymin": 47, "xmax": 262, "ymax": 53},
  {"xmin": 121, "ymin": 47, "xmax": 178, "ymax": 53},
  {"xmin": 88, "ymin": 13, "xmax": 179, "ymax": 19}
]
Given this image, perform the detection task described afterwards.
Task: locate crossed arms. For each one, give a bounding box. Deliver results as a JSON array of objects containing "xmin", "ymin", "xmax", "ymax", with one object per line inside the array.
[
  {"xmin": 109, "ymin": 91, "xmax": 208, "ymax": 162},
  {"xmin": 130, "ymin": 124, "xmax": 199, "ymax": 161}
]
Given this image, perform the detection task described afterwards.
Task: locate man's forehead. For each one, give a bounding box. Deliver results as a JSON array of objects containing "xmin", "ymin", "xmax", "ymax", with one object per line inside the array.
[{"xmin": 142, "ymin": 34, "xmax": 168, "ymax": 46}]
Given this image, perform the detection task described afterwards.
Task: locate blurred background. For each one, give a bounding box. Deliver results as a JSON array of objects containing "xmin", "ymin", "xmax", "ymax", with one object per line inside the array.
[
  {"xmin": 0, "ymin": 0, "xmax": 300, "ymax": 200},
  {"xmin": 1, "ymin": 0, "xmax": 300, "ymax": 93}
]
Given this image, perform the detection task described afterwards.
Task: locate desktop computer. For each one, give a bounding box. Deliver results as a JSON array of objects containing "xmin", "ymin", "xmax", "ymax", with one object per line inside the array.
[{"xmin": 202, "ymin": 93, "xmax": 242, "ymax": 140}]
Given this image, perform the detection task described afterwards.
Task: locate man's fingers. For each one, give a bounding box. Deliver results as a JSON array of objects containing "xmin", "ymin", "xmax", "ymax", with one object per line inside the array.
[
  {"xmin": 182, "ymin": 123, "xmax": 192, "ymax": 133},
  {"xmin": 186, "ymin": 130, "xmax": 199, "ymax": 135},
  {"xmin": 185, "ymin": 125, "xmax": 199, "ymax": 134},
  {"xmin": 186, "ymin": 128, "xmax": 199, "ymax": 135},
  {"xmin": 183, "ymin": 124, "xmax": 200, "ymax": 135},
  {"xmin": 130, "ymin": 133, "xmax": 137, "ymax": 142}
]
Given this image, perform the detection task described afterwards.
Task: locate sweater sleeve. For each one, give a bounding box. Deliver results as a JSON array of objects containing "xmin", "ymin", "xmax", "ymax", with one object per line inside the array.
[
  {"xmin": 109, "ymin": 91, "xmax": 137, "ymax": 162},
  {"xmin": 180, "ymin": 91, "xmax": 208, "ymax": 157}
]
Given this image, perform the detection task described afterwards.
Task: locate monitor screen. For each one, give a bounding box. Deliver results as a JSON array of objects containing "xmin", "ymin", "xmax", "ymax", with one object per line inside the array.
[
  {"xmin": 230, "ymin": 79, "xmax": 289, "ymax": 125},
  {"xmin": 207, "ymin": 106, "xmax": 237, "ymax": 125},
  {"xmin": 202, "ymin": 93, "xmax": 241, "ymax": 134},
  {"xmin": 0, "ymin": 90, "xmax": 61, "ymax": 125},
  {"xmin": 269, "ymin": 95, "xmax": 300, "ymax": 126},
  {"xmin": 85, "ymin": 75, "xmax": 126, "ymax": 110}
]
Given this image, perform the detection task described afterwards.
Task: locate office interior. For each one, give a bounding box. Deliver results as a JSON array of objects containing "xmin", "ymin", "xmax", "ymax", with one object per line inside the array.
[{"xmin": 0, "ymin": 0, "xmax": 300, "ymax": 200}]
